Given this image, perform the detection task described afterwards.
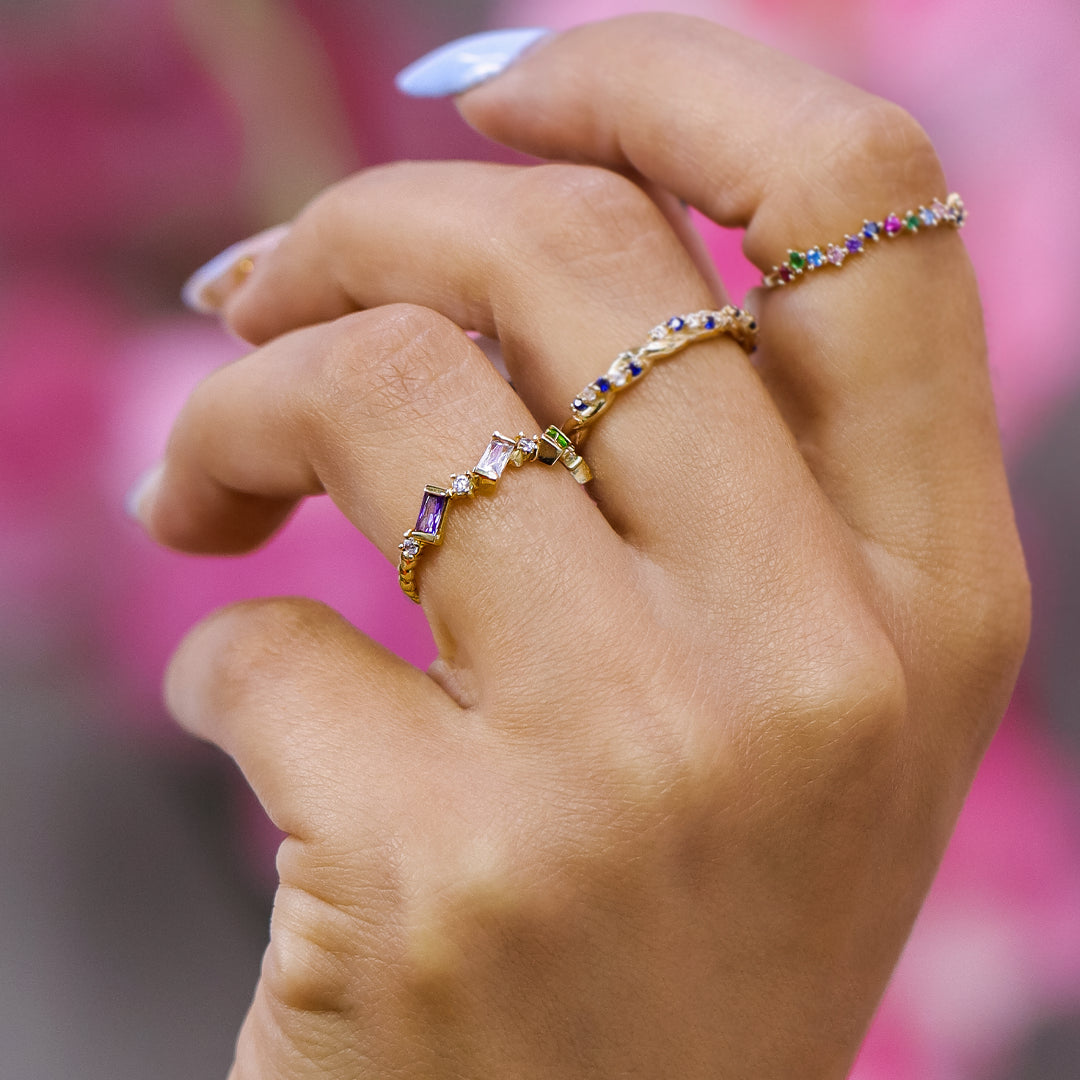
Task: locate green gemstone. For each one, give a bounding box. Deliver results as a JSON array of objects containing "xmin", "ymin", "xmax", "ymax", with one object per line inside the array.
[
  {"xmin": 545, "ymin": 426, "xmax": 571, "ymax": 450},
  {"xmin": 788, "ymin": 250, "xmax": 807, "ymax": 271},
  {"xmin": 905, "ymin": 213, "xmax": 920, "ymax": 231}
]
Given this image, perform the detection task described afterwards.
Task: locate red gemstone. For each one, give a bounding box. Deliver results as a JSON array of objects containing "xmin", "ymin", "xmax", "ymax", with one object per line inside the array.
[{"xmin": 779, "ymin": 266, "xmax": 793, "ymax": 283}]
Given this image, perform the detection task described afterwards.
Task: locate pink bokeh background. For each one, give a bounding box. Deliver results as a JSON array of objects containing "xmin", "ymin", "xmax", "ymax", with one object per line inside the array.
[{"xmin": 2, "ymin": 1, "xmax": 1077, "ymax": 1076}]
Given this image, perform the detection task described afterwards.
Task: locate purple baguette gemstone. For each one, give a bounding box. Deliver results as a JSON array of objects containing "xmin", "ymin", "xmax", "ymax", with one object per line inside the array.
[
  {"xmin": 474, "ymin": 434, "xmax": 516, "ymax": 482},
  {"xmin": 415, "ymin": 489, "xmax": 449, "ymax": 537}
]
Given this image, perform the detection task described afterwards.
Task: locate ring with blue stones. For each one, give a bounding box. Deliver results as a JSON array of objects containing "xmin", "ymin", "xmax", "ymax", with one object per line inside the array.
[
  {"xmin": 562, "ymin": 306, "xmax": 759, "ymax": 441},
  {"xmin": 762, "ymin": 192, "xmax": 966, "ymax": 289},
  {"xmin": 397, "ymin": 428, "xmax": 589, "ymax": 603}
]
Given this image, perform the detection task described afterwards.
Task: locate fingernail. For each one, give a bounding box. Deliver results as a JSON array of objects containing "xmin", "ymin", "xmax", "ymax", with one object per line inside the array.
[
  {"xmin": 395, "ymin": 28, "xmax": 552, "ymax": 98},
  {"xmin": 125, "ymin": 461, "xmax": 165, "ymax": 526},
  {"xmin": 181, "ymin": 224, "xmax": 289, "ymax": 315}
]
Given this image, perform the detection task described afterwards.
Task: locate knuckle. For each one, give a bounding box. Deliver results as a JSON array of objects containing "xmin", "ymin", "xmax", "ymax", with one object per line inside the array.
[
  {"xmin": 753, "ymin": 601, "xmax": 909, "ymax": 780},
  {"xmin": 401, "ymin": 845, "xmax": 564, "ymax": 1009},
  {"xmin": 263, "ymin": 884, "xmax": 358, "ymax": 1017},
  {"xmin": 945, "ymin": 553, "xmax": 1032, "ymax": 712},
  {"xmin": 825, "ymin": 98, "xmax": 944, "ymax": 195},
  {"xmin": 182, "ymin": 598, "xmax": 335, "ymax": 715},
  {"xmin": 304, "ymin": 305, "xmax": 474, "ymax": 442},
  {"xmin": 501, "ymin": 163, "xmax": 669, "ymax": 269}
]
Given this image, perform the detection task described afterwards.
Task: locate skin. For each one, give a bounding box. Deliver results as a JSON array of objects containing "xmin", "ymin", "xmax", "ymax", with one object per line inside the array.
[{"xmin": 138, "ymin": 15, "xmax": 1030, "ymax": 1079}]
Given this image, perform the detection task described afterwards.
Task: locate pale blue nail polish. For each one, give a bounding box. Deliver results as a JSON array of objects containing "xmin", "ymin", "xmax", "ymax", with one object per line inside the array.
[
  {"xmin": 180, "ymin": 224, "xmax": 289, "ymax": 315},
  {"xmin": 395, "ymin": 28, "xmax": 552, "ymax": 98},
  {"xmin": 125, "ymin": 461, "xmax": 164, "ymax": 524}
]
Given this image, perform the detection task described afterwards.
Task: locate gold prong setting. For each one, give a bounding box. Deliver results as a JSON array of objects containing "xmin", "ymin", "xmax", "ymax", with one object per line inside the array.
[
  {"xmin": 762, "ymin": 192, "xmax": 966, "ymax": 288},
  {"xmin": 398, "ymin": 431, "xmax": 589, "ymax": 602}
]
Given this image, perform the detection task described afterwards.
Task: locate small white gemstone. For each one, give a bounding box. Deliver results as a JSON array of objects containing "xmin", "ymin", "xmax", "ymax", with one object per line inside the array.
[
  {"xmin": 518, "ymin": 437, "xmax": 537, "ymax": 455},
  {"xmin": 685, "ymin": 313, "xmax": 702, "ymax": 329},
  {"xmin": 580, "ymin": 387, "xmax": 597, "ymax": 404},
  {"xmin": 401, "ymin": 538, "xmax": 420, "ymax": 559},
  {"xmin": 649, "ymin": 325, "xmax": 668, "ymax": 340},
  {"xmin": 612, "ymin": 369, "xmax": 629, "ymax": 388},
  {"xmin": 451, "ymin": 474, "xmax": 472, "ymax": 496}
]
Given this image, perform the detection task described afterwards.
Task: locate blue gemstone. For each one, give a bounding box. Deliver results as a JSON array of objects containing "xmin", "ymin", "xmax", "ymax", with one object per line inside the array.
[
  {"xmin": 703, "ymin": 316, "xmax": 716, "ymax": 329},
  {"xmin": 595, "ymin": 377, "xmax": 610, "ymax": 393},
  {"xmin": 628, "ymin": 361, "xmax": 643, "ymax": 377},
  {"xmin": 863, "ymin": 221, "xmax": 879, "ymax": 240},
  {"xmin": 667, "ymin": 317, "xmax": 684, "ymax": 331},
  {"xmin": 573, "ymin": 398, "xmax": 588, "ymax": 411},
  {"xmin": 806, "ymin": 247, "xmax": 824, "ymax": 268},
  {"xmin": 920, "ymin": 207, "xmax": 935, "ymax": 226}
]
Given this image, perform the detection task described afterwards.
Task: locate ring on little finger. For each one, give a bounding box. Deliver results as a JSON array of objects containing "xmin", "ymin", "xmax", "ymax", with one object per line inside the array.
[{"xmin": 761, "ymin": 192, "xmax": 966, "ymax": 288}]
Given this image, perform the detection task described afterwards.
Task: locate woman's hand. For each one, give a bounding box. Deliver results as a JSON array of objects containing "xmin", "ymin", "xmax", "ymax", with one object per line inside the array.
[{"xmin": 142, "ymin": 15, "xmax": 1029, "ymax": 1078}]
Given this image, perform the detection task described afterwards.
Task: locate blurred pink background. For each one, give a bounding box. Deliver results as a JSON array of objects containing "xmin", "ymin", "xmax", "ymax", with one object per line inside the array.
[{"xmin": 1, "ymin": 0, "xmax": 1077, "ymax": 1076}]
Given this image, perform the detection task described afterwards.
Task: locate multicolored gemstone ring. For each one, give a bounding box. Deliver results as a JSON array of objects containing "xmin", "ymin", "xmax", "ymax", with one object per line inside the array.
[
  {"xmin": 397, "ymin": 429, "xmax": 589, "ymax": 603},
  {"xmin": 562, "ymin": 306, "xmax": 759, "ymax": 441},
  {"xmin": 761, "ymin": 192, "xmax": 966, "ymax": 289}
]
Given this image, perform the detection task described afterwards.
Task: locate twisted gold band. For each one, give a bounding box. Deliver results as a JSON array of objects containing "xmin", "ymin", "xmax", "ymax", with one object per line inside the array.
[
  {"xmin": 562, "ymin": 306, "xmax": 759, "ymax": 441},
  {"xmin": 398, "ymin": 428, "xmax": 588, "ymax": 603}
]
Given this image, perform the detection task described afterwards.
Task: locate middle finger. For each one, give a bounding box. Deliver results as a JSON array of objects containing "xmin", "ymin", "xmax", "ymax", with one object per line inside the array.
[{"xmin": 214, "ymin": 161, "xmax": 835, "ymax": 569}]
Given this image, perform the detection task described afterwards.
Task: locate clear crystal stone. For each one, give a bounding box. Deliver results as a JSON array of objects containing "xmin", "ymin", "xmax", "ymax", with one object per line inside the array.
[
  {"xmin": 649, "ymin": 325, "xmax": 668, "ymax": 340},
  {"xmin": 518, "ymin": 437, "xmax": 537, "ymax": 455},
  {"xmin": 401, "ymin": 538, "xmax": 420, "ymax": 559},
  {"xmin": 451, "ymin": 474, "xmax": 472, "ymax": 495},
  {"xmin": 580, "ymin": 387, "xmax": 597, "ymax": 404},
  {"xmin": 474, "ymin": 434, "xmax": 516, "ymax": 481}
]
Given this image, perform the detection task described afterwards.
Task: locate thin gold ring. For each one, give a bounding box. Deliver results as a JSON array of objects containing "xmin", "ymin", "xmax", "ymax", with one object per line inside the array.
[
  {"xmin": 562, "ymin": 306, "xmax": 759, "ymax": 442},
  {"xmin": 398, "ymin": 428, "xmax": 588, "ymax": 603}
]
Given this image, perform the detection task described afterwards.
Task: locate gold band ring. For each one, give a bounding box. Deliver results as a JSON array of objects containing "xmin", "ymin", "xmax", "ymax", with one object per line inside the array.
[
  {"xmin": 398, "ymin": 428, "xmax": 589, "ymax": 603},
  {"xmin": 562, "ymin": 306, "xmax": 759, "ymax": 441},
  {"xmin": 762, "ymin": 193, "xmax": 966, "ymax": 288}
]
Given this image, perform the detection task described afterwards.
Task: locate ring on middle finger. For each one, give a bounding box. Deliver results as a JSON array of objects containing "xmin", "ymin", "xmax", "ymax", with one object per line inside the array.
[{"xmin": 563, "ymin": 305, "xmax": 759, "ymax": 441}]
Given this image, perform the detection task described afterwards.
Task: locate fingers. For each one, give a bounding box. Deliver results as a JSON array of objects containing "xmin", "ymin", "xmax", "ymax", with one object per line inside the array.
[
  {"xmin": 453, "ymin": 15, "xmax": 1013, "ymax": 581},
  {"xmin": 164, "ymin": 596, "xmax": 447, "ymax": 838},
  {"xmin": 144, "ymin": 303, "xmax": 627, "ymax": 660},
  {"xmin": 195, "ymin": 161, "xmax": 832, "ymax": 577}
]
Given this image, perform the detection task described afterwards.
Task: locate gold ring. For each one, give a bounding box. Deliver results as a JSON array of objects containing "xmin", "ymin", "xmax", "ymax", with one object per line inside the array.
[
  {"xmin": 562, "ymin": 306, "xmax": 759, "ymax": 441},
  {"xmin": 398, "ymin": 428, "xmax": 589, "ymax": 603},
  {"xmin": 761, "ymin": 193, "xmax": 966, "ymax": 288}
]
